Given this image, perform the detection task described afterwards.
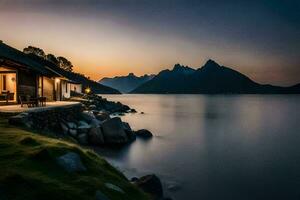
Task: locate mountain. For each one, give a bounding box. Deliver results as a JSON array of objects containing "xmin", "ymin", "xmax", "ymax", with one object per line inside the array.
[
  {"xmin": 99, "ymin": 73, "xmax": 155, "ymax": 93},
  {"xmin": 131, "ymin": 60, "xmax": 300, "ymax": 94}
]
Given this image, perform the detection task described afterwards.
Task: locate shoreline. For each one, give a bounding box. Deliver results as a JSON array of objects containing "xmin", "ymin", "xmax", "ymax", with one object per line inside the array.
[{"xmin": 2, "ymin": 93, "xmax": 172, "ymax": 200}]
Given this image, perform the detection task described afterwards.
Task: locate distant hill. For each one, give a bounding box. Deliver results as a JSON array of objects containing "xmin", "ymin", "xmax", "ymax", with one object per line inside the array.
[
  {"xmin": 99, "ymin": 73, "xmax": 155, "ymax": 93},
  {"xmin": 27, "ymin": 54, "xmax": 121, "ymax": 94},
  {"xmin": 131, "ymin": 60, "xmax": 300, "ymax": 94}
]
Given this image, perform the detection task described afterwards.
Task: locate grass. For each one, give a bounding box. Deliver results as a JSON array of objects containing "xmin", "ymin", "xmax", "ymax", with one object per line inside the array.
[{"xmin": 0, "ymin": 117, "xmax": 150, "ymax": 200}]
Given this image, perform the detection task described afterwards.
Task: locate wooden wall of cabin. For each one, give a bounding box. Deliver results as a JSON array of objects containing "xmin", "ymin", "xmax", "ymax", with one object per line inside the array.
[{"xmin": 42, "ymin": 76, "xmax": 55, "ymax": 101}]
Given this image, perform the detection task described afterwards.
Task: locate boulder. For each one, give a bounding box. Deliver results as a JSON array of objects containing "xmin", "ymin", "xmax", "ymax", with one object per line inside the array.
[
  {"xmin": 95, "ymin": 190, "xmax": 110, "ymax": 200},
  {"xmin": 88, "ymin": 127, "xmax": 104, "ymax": 145},
  {"xmin": 130, "ymin": 108, "xmax": 137, "ymax": 113},
  {"xmin": 69, "ymin": 129, "xmax": 78, "ymax": 137},
  {"xmin": 78, "ymin": 120, "xmax": 89, "ymax": 128},
  {"xmin": 88, "ymin": 105, "xmax": 97, "ymax": 110},
  {"xmin": 56, "ymin": 152, "xmax": 86, "ymax": 173},
  {"xmin": 122, "ymin": 122, "xmax": 136, "ymax": 142},
  {"xmin": 101, "ymin": 117, "xmax": 129, "ymax": 144},
  {"xmin": 120, "ymin": 104, "xmax": 130, "ymax": 112},
  {"xmin": 122, "ymin": 122, "xmax": 132, "ymax": 132},
  {"xmin": 81, "ymin": 111, "xmax": 96, "ymax": 123},
  {"xmin": 127, "ymin": 131, "xmax": 136, "ymax": 142},
  {"xmin": 77, "ymin": 133, "xmax": 89, "ymax": 145},
  {"xmin": 132, "ymin": 174, "xmax": 163, "ymax": 200},
  {"xmin": 104, "ymin": 183, "xmax": 125, "ymax": 194},
  {"xmin": 77, "ymin": 121, "xmax": 91, "ymax": 135},
  {"xmin": 60, "ymin": 122, "xmax": 69, "ymax": 135},
  {"xmin": 90, "ymin": 119, "xmax": 101, "ymax": 128},
  {"xmin": 135, "ymin": 129, "xmax": 153, "ymax": 139},
  {"xmin": 67, "ymin": 122, "xmax": 77, "ymax": 129},
  {"xmin": 77, "ymin": 127, "xmax": 90, "ymax": 135},
  {"xmin": 96, "ymin": 112, "xmax": 110, "ymax": 121},
  {"xmin": 91, "ymin": 110, "xmax": 100, "ymax": 115}
]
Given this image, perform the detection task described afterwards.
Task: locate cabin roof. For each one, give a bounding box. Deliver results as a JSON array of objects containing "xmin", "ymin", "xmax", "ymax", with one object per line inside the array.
[
  {"xmin": 0, "ymin": 42, "xmax": 55, "ymax": 76},
  {"xmin": 26, "ymin": 53, "xmax": 81, "ymax": 85},
  {"xmin": 67, "ymin": 80, "xmax": 81, "ymax": 84}
]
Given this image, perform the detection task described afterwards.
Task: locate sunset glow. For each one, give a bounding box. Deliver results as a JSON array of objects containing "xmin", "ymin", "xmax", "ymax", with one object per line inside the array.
[{"xmin": 0, "ymin": 0, "xmax": 299, "ymax": 85}]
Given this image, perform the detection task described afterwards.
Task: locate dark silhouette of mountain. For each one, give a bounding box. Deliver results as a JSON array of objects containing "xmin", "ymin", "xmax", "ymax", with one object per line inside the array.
[
  {"xmin": 131, "ymin": 60, "xmax": 300, "ymax": 94},
  {"xmin": 99, "ymin": 73, "xmax": 155, "ymax": 93}
]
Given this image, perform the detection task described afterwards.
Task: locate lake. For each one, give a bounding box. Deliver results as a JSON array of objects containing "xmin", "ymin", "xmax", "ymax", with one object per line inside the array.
[{"xmin": 98, "ymin": 94, "xmax": 300, "ymax": 200}]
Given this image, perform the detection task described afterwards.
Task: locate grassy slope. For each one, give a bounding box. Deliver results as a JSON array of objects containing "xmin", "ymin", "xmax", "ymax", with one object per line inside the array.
[{"xmin": 0, "ymin": 118, "xmax": 149, "ymax": 200}]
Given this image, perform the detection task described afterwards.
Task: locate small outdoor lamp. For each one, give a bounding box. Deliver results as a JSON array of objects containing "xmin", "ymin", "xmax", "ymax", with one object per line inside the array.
[{"xmin": 85, "ymin": 87, "xmax": 91, "ymax": 94}]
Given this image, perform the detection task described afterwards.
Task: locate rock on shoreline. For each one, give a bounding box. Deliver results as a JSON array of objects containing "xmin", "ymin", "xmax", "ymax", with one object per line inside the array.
[
  {"xmin": 131, "ymin": 174, "xmax": 172, "ymax": 200},
  {"xmin": 135, "ymin": 129, "xmax": 153, "ymax": 139}
]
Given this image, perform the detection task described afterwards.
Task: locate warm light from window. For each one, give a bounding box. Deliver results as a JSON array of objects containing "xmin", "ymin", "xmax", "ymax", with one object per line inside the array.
[{"xmin": 55, "ymin": 78, "xmax": 60, "ymax": 83}]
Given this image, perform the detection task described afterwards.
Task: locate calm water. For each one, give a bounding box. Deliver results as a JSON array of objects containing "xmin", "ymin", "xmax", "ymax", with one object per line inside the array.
[{"xmin": 98, "ymin": 94, "xmax": 300, "ymax": 200}]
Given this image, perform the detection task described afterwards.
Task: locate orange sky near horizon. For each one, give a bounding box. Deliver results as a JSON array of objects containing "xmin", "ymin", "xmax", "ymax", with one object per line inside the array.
[{"xmin": 6, "ymin": 37, "xmax": 293, "ymax": 86}]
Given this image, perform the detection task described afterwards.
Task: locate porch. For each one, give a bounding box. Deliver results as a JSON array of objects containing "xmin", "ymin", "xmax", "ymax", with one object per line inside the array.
[
  {"xmin": 0, "ymin": 67, "xmax": 17, "ymax": 103},
  {"xmin": 0, "ymin": 101, "xmax": 81, "ymax": 114}
]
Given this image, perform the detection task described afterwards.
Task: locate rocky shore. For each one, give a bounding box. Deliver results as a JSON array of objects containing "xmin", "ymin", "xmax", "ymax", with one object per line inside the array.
[
  {"xmin": 9, "ymin": 94, "xmax": 150, "ymax": 146},
  {"xmin": 73, "ymin": 93, "xmax": 137, "ymax": 114},
  {"xmin": 7, "ymin": 94, "xmax": 173, "ymax": 199}
]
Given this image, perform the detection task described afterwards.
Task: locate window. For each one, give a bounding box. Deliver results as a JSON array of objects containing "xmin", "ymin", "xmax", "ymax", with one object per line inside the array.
[{"xmin": 66, "ymin": 83, "xmax": 68, "ymax": 93}]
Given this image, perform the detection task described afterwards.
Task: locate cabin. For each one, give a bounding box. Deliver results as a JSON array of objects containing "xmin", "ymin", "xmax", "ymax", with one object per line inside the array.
[
  {"xmin": 25, "ymin": 51, "xmax": 84, "ymax": 98},
  {"xmin": 0, "ymin": 42, "xmax": 82, "ymax": 105}
]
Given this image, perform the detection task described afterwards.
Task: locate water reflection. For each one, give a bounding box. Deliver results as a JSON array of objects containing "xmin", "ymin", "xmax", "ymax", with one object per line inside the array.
[{"xmin": 99, "ymin": 94, "xmax": 300, "ymax": 200}]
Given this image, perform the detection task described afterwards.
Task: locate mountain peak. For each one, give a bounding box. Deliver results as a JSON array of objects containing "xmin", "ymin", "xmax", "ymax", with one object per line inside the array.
[
  {"xmin": 99, "ymin": 72, "xmax": 155, "ymax": 93},
  {"xmin": 128, "ymin": 72, "xmax": 135, "ymax": 77},
  {"xmin": 172, "ymin": 64, "xmax": 195, "ymax": 74},
  {"xmin": 173, "ymin": 63, "xmax": 184, "ymax": 70},
  {"xmin": 202, "ymin": 59, "xmax": 220, "ymax": 70}
]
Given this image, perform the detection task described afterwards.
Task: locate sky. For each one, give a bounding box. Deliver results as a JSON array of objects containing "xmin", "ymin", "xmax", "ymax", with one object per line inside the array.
[{"xmin": 0, "ymin": 0, "xmax": 299, "ymax": 86}]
